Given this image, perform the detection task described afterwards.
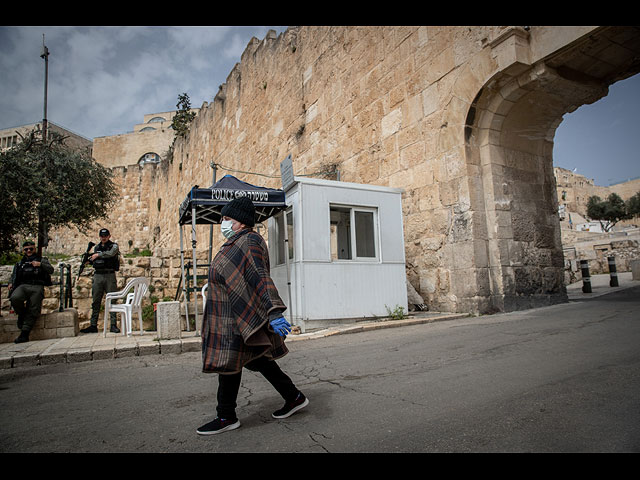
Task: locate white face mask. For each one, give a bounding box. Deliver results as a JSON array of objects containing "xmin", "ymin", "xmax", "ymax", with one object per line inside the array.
[{"xmin": 221, "ymin": 219, "xmax": 236, "ymax": 239}]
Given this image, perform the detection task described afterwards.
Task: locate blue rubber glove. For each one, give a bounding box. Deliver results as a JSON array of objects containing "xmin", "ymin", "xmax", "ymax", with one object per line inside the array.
[{"xmin": 270, "ymin": 317, "xmax": 292, "ymax": 337}]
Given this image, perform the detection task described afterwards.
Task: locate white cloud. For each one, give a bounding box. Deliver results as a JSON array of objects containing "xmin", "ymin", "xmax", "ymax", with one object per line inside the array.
[{"xmin": 0, "ymin": 26, "xmax": 287, "ymax": 139}]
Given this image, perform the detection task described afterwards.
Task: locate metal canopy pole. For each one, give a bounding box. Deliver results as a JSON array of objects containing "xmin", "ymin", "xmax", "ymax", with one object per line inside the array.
[
  {"xmin": 208, "ymin": 163, "xmax": 218, "ymax": 265},
  {"xmin": 179, "ymin": 225, "xmax": 190, "ymax": 331},
  {"xmin": 282, "ymin": 210, "xmax": 297, "ymax": 331},
  {"xmin": 192, "ymin": 204, "xmax": 200, "ymax": 334}
]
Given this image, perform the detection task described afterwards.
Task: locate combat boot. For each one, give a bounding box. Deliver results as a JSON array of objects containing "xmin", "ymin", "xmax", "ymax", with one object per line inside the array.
[{"xmin": 14, "ymin": 330, "xmax": 30, "ymax": 343}]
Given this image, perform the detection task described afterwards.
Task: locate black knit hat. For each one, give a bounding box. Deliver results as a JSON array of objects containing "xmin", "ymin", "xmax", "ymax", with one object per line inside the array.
[{"xmin": 221, "ymin": 196, "xmax": 256, "ymax": 227}]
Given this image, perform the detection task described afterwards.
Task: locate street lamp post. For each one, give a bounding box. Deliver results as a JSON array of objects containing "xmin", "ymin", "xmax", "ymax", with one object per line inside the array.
[
  {"xmin": 41, "ymin": 34, "xmax": 49, "ymax": 144},
  {"xmin": 38, "ymin": 34, "xmax": 50, "ymax": 256}
]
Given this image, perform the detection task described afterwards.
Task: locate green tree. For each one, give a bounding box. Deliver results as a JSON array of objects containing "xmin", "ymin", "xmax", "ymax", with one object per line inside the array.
[
  {"xmin": 626, "ymin": 191, "xmax": 640, "ymax": 218},
  {"xmin": 0, "ymin": 130, "xmax": 117, "ymax": 255},
  {"xmin": 171, "ymin": 93, "xmax": 197, "ymax": 138},
  {"xmin": 586, "ymin": 193, "xmax": 632, "ymax": 232}
]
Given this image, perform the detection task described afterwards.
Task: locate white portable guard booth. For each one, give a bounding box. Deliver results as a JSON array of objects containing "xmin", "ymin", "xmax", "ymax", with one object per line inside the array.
[{"xmin": 268, "ymin": 177, "xmax": 408, "ymax": 333}]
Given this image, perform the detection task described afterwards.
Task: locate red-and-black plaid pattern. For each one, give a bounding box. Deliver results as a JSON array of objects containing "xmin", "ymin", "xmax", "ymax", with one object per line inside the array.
[{"xmin": 201, "ymin": 229, "xmax": 288, "ymax": 374}]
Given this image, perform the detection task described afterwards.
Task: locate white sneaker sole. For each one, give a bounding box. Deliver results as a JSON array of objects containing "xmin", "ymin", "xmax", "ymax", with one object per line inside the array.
[
  {"xmin": 196, "ymin": 420, "xmax": 241, "ymax": 435},
  {"xmin": 272, "ymin": 397, "xmax": 309, "ymax": 419}
]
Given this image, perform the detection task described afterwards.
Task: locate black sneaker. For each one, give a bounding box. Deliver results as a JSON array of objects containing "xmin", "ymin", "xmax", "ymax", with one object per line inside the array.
[
  {"xmin": 196, "ymin": 417, "xmax": 241, "ymax": 435},
  {"xmin": 14, "ymin": 331, "xmax": 29, "ymax": 344},
  {"xmin": 272, "ymin": 393, "xmax": 309, "ymax": 419},
  {"xmin": 80, "ymin": 325, "xmax": 98, "ymax": 333},
  {"xmin": 110, "ymin": 325, "xmax": 120, "ymax": 333}
]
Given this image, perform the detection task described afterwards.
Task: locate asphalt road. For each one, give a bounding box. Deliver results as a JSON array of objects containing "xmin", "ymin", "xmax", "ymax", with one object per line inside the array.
[{"xmin": 1, "ymin": 286, "xmax": 639, "ymax": 453}]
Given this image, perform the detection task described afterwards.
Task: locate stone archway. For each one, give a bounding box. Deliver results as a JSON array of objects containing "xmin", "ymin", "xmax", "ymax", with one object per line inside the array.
[{"xmin": 462, "ymin": 26, "xmax": 640, "ymax": 313}]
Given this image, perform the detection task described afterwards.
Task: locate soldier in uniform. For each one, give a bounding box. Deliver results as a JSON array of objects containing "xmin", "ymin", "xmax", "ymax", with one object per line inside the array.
[
  {"xmin": 80, "ymin": 228, "xmax": 121, "ymax": 334},
  {"xmin": 8, "ymin": 240, "xmax": 54, "ymax": 343}
]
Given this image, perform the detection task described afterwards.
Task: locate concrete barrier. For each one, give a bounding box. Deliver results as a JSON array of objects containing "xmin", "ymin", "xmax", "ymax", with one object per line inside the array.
[
  {"xmin": 631, "ymin": 259, "xmax": 640, "ymax": 281},
  {"xmin": 156, "ymin": 301, "xmax": 182, "ymax": 339}
]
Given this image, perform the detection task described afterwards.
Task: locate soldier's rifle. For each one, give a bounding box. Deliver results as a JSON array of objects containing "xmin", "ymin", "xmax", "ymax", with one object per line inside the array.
[{"xmin": 76, "ymin": 241, "xmax": 96, "ymax": 283}]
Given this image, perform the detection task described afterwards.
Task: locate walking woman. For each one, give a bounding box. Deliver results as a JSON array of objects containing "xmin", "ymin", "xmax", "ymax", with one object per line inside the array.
[{"xmin": 197, "ymin": 196, "xmax": 308, "ymax": 435}]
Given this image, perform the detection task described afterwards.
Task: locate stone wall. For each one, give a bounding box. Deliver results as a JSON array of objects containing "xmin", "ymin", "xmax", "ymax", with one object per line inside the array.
[
  {"xmin": 47, "ymin": 163, "xmax": 160, "ymax": 255},
  {"xmin": 0, "ymin": 309, "xmax": 78, "ymax": 344},
  {"xmin": 37, "ymin": 26, "xmax": 640, "ymax": 315},
  {"xmin": 555, "ymin": 167, "xmax": 640, "ymax": 219}
]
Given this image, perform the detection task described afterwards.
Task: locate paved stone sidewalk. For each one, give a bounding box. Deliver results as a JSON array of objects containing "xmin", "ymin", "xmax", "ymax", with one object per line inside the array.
[
  {"xmin": 0, "ymin": 311, "xmax": 468, "ymax": 370},
  {"xmin": 566, "ymin": 271, "xmax": 634, "ymax": 299}
]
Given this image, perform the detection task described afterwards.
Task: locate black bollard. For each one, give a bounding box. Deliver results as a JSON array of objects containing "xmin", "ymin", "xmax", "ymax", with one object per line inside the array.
[
  {"xmin": 608, "ymin": 256, "xmax": 619, "ymax": 287},
  {"xmin": 58, "ymin": 263, "xmax": 73, "ymax": 311},
  {"xmin": 580, "ymin": 260, "xmax": 592, "ymax": 293},
  {"xmin": 59, "ymin": 264, "xmax": 65, "ymax": 312}
]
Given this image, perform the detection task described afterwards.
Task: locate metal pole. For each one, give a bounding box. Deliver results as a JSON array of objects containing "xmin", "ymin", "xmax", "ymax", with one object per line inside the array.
[
  {"xmin": 192, "ymin": 204, "xmax": 200, "ymax": 334},
  {"xmin": 66, "ymin": 265, "xmax": 73, "ymax": 308},
  {"xmin": 41, "ymin": 34, "xmax": 49, "ymax": 145},
  {"xmin": 208, "ymin": 162, "xmax": 217, "ymax": 265},
  {"xmin": 580, "ymin": 260, "xmax": 592, "ymax": 293},
  {"xmin": 283, "ymin": 210, "xmax": 296, "ymax": 331},
  {"xmin": 38, "ymin": 34, "xmax": 50, "ymax": 257},
  {"xmin": 608, "ymin": 256, "xmax": 619, "ymax": 287},
  {"xmin": 57, "ymin": 264, "xmax": 72, "ymax": 310},
  {"xmin": 59, "ymin": 264, "xmax": 64, "ymax": 312},
  {"xmin": 179, "ymin": 226, "xmax": 190, "ymax": 331}
]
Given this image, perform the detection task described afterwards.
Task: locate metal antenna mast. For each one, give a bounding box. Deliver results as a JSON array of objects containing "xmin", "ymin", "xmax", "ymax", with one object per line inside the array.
[{"xmin": 41, "ymin": 34, "xmax": 49, "ymax": 144}]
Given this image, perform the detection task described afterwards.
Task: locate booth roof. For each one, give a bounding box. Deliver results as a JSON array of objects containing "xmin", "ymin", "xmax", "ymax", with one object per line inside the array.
[{"xmin": 178, "ymin": 174, "xmax": 287, "ymax": 225}]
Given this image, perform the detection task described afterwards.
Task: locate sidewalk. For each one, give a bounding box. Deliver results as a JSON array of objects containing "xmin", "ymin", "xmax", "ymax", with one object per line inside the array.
[
  {"xmin": 0, "ymin": 310, "xmax": 470, "ymax": 370},
  {"xmin": 565, "ymin": 271, "xmax": 636, "ymax": 301},
  {"xmin": 1, "ymin": 272, "xmax": 636, "ymax": 370}
]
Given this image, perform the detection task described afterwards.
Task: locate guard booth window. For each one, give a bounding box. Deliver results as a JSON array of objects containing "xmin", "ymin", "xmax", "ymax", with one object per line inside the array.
[
  {"xmin": 330, "ymin": 205, "xmax": 378, "ymax": 261},
  {"xmin": 275, "ymin": 208, "xmax": 294, "ymax": 265}
]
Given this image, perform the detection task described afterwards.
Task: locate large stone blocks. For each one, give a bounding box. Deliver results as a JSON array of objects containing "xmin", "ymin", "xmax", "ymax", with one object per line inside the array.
[{"xmin": 0, "ymin": 309, "xmax": 78, "ymax": 344}]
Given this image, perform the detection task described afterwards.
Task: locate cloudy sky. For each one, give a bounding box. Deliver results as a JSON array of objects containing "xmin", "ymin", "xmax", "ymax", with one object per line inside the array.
[
  {"xmin": 553, "ymin": 73, "xmax": 640, "ymax": 186},
  {"xmin": 0, "ymin": 26, "xmax": 288, "ymax": 139},
  {"xmin": 1, "ymin": 25, "xmax": 638, "ymax": 187}
]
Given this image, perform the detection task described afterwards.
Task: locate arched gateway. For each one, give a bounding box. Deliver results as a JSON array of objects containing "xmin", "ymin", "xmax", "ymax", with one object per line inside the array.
[{"xmin": 461, "ymin": 26, "xmax": 640, "ymax": 313}]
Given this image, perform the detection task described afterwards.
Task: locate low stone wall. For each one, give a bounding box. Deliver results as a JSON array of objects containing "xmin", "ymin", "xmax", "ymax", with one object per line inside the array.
[
  {"xmin": 1, "ymin": 249, "xmax": 210, "ymax": 330},
  {"xmin": 562, "ymin": 228, "xmax": 640, "ymax": 284},
  {"xmin": 0, "ymin": 308, "xmax": 78, "ymax": 344}
]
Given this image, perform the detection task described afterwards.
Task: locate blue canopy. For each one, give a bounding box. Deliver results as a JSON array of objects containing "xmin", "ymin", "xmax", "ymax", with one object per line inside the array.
[{"xmin": 178, "ymin": 174, "xmax": 287, "ymax": 225}]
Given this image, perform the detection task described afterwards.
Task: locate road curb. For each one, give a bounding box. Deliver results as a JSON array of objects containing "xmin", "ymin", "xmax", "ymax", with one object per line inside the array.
[{"xmin": 0, "ymin": 312, "xmax": 467, "ymax": 370}]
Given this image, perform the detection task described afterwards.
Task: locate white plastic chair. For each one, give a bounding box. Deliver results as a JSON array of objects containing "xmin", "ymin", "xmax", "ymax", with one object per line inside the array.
[
  {"xmin": 104, "ymin": 277, "xmax": 150, "ymax": 337},
  {"xmin": 201, "ymin": 283, "xmax": 208, "ymax": 315}
]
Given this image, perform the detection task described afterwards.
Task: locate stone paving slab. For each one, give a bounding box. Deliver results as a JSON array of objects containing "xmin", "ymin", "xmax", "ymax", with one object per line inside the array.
[
  {"xmin": 0, "ymin": 312, "xmax": 466, "ymax": 369},
  {"xmin": 0, "ymin": 331, "xmax": 202, "ymax": 369}
]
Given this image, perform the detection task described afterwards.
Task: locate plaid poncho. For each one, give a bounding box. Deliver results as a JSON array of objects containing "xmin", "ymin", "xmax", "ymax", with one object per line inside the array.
[{"xmin": 201, "ymin": 228, "xmax": 288, "ymax": 374}]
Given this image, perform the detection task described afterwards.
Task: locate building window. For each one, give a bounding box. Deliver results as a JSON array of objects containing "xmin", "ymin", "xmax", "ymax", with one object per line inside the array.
[
  {"xmin": 140, "ymin": 126, "xmax": 156, "ymax": 132},
  {"xmin": 1, "ymin": 135, "xmax": 18, "ymax": 149},
  {"xmin": 330, "ymin": 205, "xmax": 378, "ymax": 261},
  {"xmin": 138, "ymin": 152, "xmax": 161, "ymax": 165},
  {"xmin": 275, "ymin": 208, "xmax": 294, "ymax": 265},
  {"xmin": 148, "ymin": 116, "xmax": 166, "ymax": 123}
]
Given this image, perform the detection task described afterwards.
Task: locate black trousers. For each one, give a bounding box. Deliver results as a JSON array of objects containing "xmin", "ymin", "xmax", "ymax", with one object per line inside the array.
[
  {"xmin": 216, "ymin": 356, "xmax": 299, "ymax": 419},
  {"xmin": 10, "ymin": 284, "xmax": 45, "ymax": 332}
]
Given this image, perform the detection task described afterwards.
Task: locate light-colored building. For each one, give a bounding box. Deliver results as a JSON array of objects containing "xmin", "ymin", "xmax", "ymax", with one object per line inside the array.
[
  {"xmin": 92, "ymin": 110, "xmax": 198, "ymax": 168},
  {"xmin": 0, "ymin": 121, "xmax": 92, "ymax": 153},
  {"xmin": 555, "ymin": 166, "xmax": 640, "ymax": 222}
]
